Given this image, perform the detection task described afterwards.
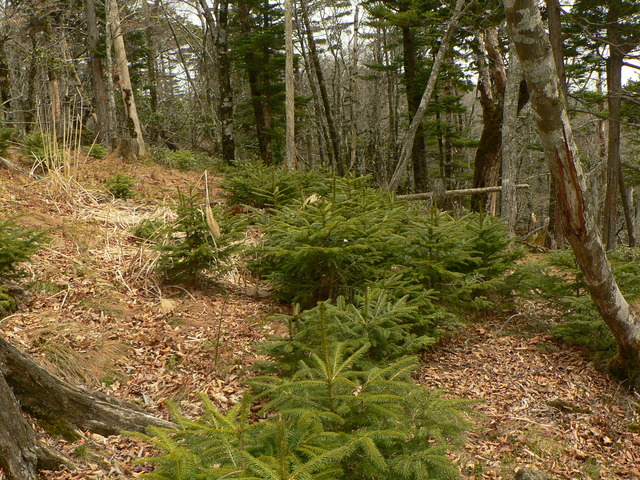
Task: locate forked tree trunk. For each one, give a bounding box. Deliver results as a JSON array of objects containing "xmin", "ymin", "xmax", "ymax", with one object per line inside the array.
[
  {"xmin": 0, "ymin": 335, "xmax": 174, "ymax": 480},
  {"xmin": 503, "ymin": 0, "xmax": 640, "ymax": 386}
]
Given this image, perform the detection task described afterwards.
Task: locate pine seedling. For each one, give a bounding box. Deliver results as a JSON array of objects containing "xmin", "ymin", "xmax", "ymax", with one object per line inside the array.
[
  {"xmin": 0, "ymin": 218, "xmax": 43, "ymax": 280},
  {"xmin": 157, "ymin": 188, "xmax": 244, "ymax": 285}
]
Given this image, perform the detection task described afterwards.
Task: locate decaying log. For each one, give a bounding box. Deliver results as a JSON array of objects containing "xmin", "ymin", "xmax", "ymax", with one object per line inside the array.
[
  {"xmin": 396, "ymin": 184, "xmax": 530, "ymax": 201},
  {"xmin": 0, "ymin": 372, "xmax": 70, "ymax": 480},
  {"xmin": 0, "ymin": 335, "xmax": 175, "ymax": 436},
  {"xmin": 0, "ymin": 157, "xmax": 49, "ymax": 182}
]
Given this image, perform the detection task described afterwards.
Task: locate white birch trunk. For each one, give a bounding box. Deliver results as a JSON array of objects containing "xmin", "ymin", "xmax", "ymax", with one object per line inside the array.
[
  {"xmin": 108, "ymin": 0, "xmax": 147, "ymax": 158},
  {"xmin": 503, "ymin": 0, "xmax": 640, "ymax": 385}
]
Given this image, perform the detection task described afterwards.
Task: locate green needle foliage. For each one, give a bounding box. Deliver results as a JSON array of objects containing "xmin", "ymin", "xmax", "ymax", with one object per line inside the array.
[
  {"xmin": 138, "ymin": 293, "xmax": 472, "ymax": 480},
  {"xmin": 0, "ymin": 218, "xmax": 43, "ymax": 317},
  {"xmin": 251, "ymin": 177, "xmax": 410, "ymax": 306},
  {"xmin": 0, "ymin": 218, "xmax": 43, "ymax": 280},
  {"xmin": 221, "ymin": 161, "xmax": 328, "ymax": 209},
  {"xmin": 156, "ymin": 189, "xmax": 245, "ymax": 285},
  {"xmin": 260, "ymin": 292, "xmax": 452, "ymax": 375},
  {"xmin": 512, "ymin": 248, "xmax": 640, "ymax": 359},
  {"xmin": 404, "ymin": 212, "xmax": 523, "ymax": 310},
  {"xmin": 104, "ymin": 173, "xmax": 137, "ymax": 199}
]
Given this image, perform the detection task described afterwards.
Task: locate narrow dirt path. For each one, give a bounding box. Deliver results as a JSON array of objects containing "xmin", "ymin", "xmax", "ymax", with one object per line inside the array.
[{"xmin": 419, "ymin": 318, "xmax": 640, "ymax": 479}]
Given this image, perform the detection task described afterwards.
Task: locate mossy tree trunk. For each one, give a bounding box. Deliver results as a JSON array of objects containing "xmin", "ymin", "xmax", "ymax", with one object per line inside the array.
[
  {"xmin": 503, "ymin": 0, "xmax": 640, "ymax": 386},
  {"xmin": 0, "ymin": 335, "xmax": 174, "ymax": 480}
]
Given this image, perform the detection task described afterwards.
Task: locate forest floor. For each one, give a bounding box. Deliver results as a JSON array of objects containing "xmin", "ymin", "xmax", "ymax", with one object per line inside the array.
[{"xmin": 1, "ymin": 152, "xmax": 640, "ymax": 480}]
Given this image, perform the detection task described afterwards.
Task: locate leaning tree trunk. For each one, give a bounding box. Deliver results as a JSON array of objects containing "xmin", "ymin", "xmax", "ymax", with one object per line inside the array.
[
  {"xmin": 503, "ymin": 0, "xmax": 640, "ymax": 386},
  {"xmin": 108, "ymin": 0, "xmax": 148, "ymax": 158},
  {"xmin": 300, "ymin": 0, "xmax": 343, "ymax": 174},
  {"xmin": 0, "ymin": 335, "xmax": 174, "ymax": 480},
  {"xmin": 387, "ymin": 0, "xmax": 466, "ymax": 192}
]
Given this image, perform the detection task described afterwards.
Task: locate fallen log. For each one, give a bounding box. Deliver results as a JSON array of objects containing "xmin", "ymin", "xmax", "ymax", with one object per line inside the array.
[
  {"xmin": 0, "ymin": 334, "xmax": 176, "ymax": 480},
  {"xmin": 0, "ymin": 157, "xmax": 49, "ymax": 182},
  {"xmin": 396, "ymin": 184, "xmax": 530, "ymax": 201}
]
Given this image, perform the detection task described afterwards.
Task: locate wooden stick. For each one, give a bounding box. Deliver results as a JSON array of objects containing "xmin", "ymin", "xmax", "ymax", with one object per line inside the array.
[{"xmin": 396, "ymin": 184, "xmax": 530, "ymax": 201}]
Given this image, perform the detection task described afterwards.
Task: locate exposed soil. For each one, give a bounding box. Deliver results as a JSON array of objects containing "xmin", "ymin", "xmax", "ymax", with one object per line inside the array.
[{"xmin": 1, "ymin": 153, "xmax": 640, "ymax": 480}]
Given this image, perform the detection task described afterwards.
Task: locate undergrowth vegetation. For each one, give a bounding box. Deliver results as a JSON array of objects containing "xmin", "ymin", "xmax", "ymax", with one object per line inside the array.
[
  {"xmin": 138, "ymin": 163, "xmax": 524, "ymax": 480},
  {"xmin": 512, "ymin": 248, "xmax": 640, "ymax": 360},
  {"xmin": 0, "ymin": 218, "xmax": 43, "ymax": 316},
  {"xmin": 155, "ymin": 188, "xmax": 245, "ymax": 285}
]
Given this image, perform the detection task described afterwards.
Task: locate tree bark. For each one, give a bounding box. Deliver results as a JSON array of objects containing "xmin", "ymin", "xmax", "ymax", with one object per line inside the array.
[
  {"xmin": 237, "ymin": 0, "xmax": 273, "ymax": 165},
  {"xmin": 0, "ymin": 335, "xmax": 174, "ymax": 436},
  {"xmin": 396, "ymin": 183, "xmax": 529, "ymax": 201},
  {"xmin": 402, "ymin": 25, "xmax": 428, "ymax": 192},
  {"xmin": 300, "ymin": 0, "xmax": 343, "ymax": 174},
  {"xmin": 387, "ymin": 0, "xmax": 466, "ymax": 192},
  {"xmin": 284, "ymin": 0, "xmax": 296, "ymax": 170},
  {"xmin": 0, "ymin": 334, "xmax": 173, "ymax": 479},
  {"xmin": 603, "ymin": 22, "xmax": 623, "ymax": 250},
  {"xmin": 503, "ymin": 0, "xmax": 640, "ymax": 386},
  {"xmin": 108, "ymin": 0, "xmax": 148, "ymax": 158},
  {"xmin": 0, "ymin": 371, "xmax": 63, "ymax": 480},
  {"xmin": 83, "ymin": 0, "xmax": 111, "ymax": 145},
  {"xmin": 214, "ymin": 0, "xmax": 235, "ymax": 164},
  {"xmin": 471, "ymin": 27, "xmax": 507, "ymax": 213},
  {"xmin": 0, "ymin": 34, "xmax": 12, "ymax": 125},
  {"xmin": 501, "ymin": 43, "xmax": 521, "ymax": 236}
]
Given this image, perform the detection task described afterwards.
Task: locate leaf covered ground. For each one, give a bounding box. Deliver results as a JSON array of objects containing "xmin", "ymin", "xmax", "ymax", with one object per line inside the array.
[{"xmin": 1, "ymin": 154, "xmax": 640, "ymax": 480}]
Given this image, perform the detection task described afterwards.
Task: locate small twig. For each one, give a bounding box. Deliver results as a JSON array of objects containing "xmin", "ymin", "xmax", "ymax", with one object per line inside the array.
[{"xmin": 497, "ymin": 313, "xmax": 530, "ymax": 333}]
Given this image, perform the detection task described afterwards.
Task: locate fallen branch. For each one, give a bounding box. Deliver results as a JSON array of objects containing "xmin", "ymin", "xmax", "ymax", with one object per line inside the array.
[{"xmin": 395, "ymin": 184, "xmax": 530, "ymax": 201}]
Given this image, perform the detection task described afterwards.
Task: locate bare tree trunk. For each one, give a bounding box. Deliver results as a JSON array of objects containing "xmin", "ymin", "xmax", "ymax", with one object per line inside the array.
[
  {"xmin": 620, "ymin": 169, "xmax": 636, "ymax": 247},
  {"xmin": 215, "ymin": 0, "xmax": 235, "ymax": 164},
  {"xmin": 237, "ymin": 0, "xmax": 273, "ymax": 164},
  {"xmin": 108, "ymin": 0, "xmax": 147, "ymax": 158},
  {"xmin": 402, "ymin": 25, "xmax": 428, "ymax": 192},
  {"xmin": 603, "ymin": 0, "xmax": 638, "ymax": 249},
  {"xmin": 300, "ymin": 0, "xmax": 343, "ymax": 174},
  {"xmin": 348, "ymin": 3, "xmax": 359, "ymax": 173},
  {"xmin": 545, "ymin": 0, "xmax": 566, "ymax": 249},
  {"xmin": 501, "ymin": 43, "xmax": 521, "ymax": 236},
  {"xmin": 471, "ymin": 27, "xmax": 507, "ymax": 213},
  {"xmin": 603, "ymin": 39, "xmax": 623, "ymax": 250},
  {"xmin": 0, "ymin": 34, "xmax": 12, "ymax": 125},
  {"xmin": 387, "ymin": 0, "xmax": 465, "ymax": 192},
  {"xmin": 145, "ymin": 4, "xmax": 160, "ymax": 143},
  {"xmin": 284, "ymin": 0, "xmax": 296, "ymax": 170},
  {"xmin": 83, "ymin": 0, "xmax": 111, "ymax": 145},
  {"xmin": 503, "ymin": 0, "xmax": 640, "ymax": 386}
]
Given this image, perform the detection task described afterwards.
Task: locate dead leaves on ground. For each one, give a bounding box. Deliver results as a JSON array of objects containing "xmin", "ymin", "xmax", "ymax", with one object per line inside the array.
[
  {"xmin": 420, "ymin": 324, "xmax": 640, "ymax": 479},
  {"xmin": 2, "ymin": 156, "xmax": 640, "ymax": 479}
]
